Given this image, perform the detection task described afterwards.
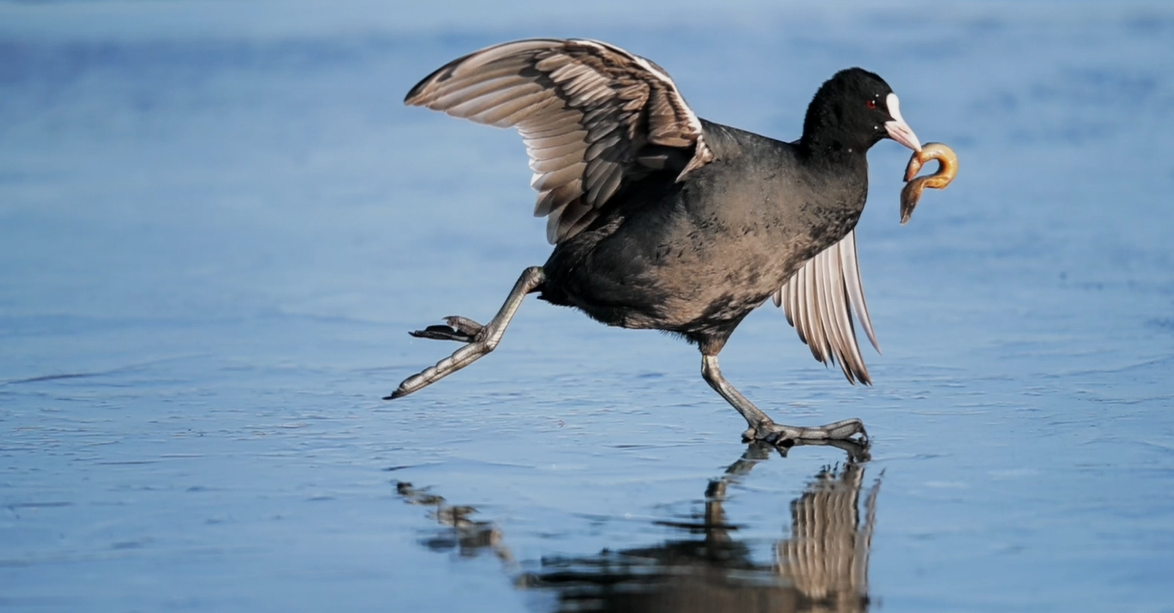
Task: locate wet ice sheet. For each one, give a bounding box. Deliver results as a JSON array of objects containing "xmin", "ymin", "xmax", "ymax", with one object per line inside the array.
[{"xmin": 2, "ymin": 1, "xmax": 1174, "ymax": 612}]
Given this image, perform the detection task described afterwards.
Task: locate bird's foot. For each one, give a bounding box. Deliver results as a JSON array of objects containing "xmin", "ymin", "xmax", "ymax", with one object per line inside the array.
[
  {"xmin": 408, "ymin": 316, "xmax": 484, "ymax": 343},
  {"xmin": 743, "ymin": 418, "xmax": 868, "ymax": 448}
]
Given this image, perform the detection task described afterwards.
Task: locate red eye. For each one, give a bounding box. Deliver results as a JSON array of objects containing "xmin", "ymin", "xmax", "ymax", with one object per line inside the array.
[{"xmin": 866, "ymin": 99, "xmax": 877, "ymax": 110}]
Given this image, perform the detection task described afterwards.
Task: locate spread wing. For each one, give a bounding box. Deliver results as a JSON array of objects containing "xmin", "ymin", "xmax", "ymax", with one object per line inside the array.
[
  {"xmin": 773, "ymin": 230, "xmax": 880, "ymax": 384},
  {"xmin": 404, "ymin": 38, "xmax": 714, "ymax": 243}
]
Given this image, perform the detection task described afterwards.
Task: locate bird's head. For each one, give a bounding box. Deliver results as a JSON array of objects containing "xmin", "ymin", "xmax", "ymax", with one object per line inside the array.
[{"xmin": 801, "ymin": 68, "xmax": 921, "ymax": 155}]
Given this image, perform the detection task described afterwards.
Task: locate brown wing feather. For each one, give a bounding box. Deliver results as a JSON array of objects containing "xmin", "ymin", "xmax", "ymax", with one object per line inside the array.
[{"xmin": 405, "ymin": 38, "xmax": 713, "ymax": 243}]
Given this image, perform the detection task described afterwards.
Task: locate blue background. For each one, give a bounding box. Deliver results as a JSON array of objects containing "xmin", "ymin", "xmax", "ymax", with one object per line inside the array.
[{"xmin": 2, "ymin": 1, "xmax": 1173, "ymax": 611}]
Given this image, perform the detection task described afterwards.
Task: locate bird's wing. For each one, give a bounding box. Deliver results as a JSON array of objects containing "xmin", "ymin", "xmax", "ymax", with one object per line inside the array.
[
  {"xmin": 405, "ymin": 38, "xmax": 714, "ymax": 243},
  {"xmin": 773, "ymin": 230, "xmax": 880, "ymax": 384}
]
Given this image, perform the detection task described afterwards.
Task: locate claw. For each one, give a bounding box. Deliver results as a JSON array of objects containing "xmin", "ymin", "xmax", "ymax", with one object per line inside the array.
[{"xmin": 900, "ymin": 142, "xmax": 958, "ymax": 224}]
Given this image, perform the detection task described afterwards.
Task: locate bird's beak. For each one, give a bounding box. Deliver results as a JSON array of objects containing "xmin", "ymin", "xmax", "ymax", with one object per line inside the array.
[{"xmin": 883, "ymin": 93, "xmax": 921, "ymax": 152}]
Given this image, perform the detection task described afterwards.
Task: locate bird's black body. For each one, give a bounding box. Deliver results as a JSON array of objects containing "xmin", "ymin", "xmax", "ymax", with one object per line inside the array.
[
  {"xmin": 540, "ymin": 120, "xmax": 870, "ymax": 355},
  {"xmin": 393, "ymin": 39, "xmax": 927, "ymax": 447}
]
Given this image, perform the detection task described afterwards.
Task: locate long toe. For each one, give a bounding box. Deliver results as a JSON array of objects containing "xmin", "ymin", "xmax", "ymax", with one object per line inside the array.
[
  {"xmin": 406, "ymin": 316, "xmax": 485, "ymax": 342},
  {"xmin": 409, "ymin": 323, "xmax": 477, "ymax": 342},
  {"xmin": 385, "ymin": 372, "xmax": 427, "ymax": 400},
  {"xmin": 444, "ymin": 316, "xmax": 484, "ymax": 337},
  {"xmin": 751, "ymin": 418, "xmax": 868, "ymax": 447},
  {"xmin": 819, "ymin": 418, "xmax": 868, "ymax": 442}
]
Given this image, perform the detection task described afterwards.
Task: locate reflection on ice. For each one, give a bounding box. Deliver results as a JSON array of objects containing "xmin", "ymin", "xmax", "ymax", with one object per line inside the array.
[
  {"xmin": 399, "ymin": 442, "xmax": 881, "ymax": 613},
  {"xmin": 397, "ymin": 482, "xmax": 513, "ymax": 563}
]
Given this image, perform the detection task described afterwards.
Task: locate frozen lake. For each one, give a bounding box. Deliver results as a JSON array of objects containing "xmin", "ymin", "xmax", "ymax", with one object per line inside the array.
[{"xmin": 2, "ymin": 1, "xmax": 1173, "ymax": 611}]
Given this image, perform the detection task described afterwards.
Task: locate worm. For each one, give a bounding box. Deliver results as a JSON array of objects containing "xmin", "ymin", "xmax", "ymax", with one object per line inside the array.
[{"xmin": 900, "ymin": 142, "xmax": 958, "ymax": 224}]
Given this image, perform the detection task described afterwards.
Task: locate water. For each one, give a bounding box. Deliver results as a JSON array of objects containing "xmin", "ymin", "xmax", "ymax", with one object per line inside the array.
[{"xmin": 2, "ymin": 1, "xmax": 1173, "ymax": 611}]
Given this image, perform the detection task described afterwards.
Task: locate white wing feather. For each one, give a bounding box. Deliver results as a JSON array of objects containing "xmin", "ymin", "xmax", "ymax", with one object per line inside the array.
[{"xmin": 774, "ymin": 230, "xmax": 880, "ymax": 384}]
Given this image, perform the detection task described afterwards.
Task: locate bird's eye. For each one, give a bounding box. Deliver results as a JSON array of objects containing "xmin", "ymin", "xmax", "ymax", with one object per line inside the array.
[{"xmin": 866, "ymin": 99, "xmax": 877, "ymax": 110}]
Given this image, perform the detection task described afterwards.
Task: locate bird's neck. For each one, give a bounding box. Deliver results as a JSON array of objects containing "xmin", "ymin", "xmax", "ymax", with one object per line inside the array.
[
  {"xmin": 790, "ymin": 140, "xmax": 870, "ymax": 254},
  {"xmin": 797, "ymin": 131, "xmax": 872, "ymax": 166},
  {"xmin": 798, "ymin": 133, "xmax": 870, "ymax": 199},
  {"xmin": 795, "ymin": 136, "xmax": 870, "ymax": 200}
]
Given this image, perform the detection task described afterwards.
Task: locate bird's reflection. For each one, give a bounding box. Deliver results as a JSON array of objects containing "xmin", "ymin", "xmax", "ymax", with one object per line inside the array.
[{"xmin": 398, "ymin": 440, "xmax": 880, "ymax": 613}]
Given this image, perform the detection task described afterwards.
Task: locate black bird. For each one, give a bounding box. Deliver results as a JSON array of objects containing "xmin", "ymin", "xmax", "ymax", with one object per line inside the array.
[{"xmin": 389, "ymin": 38, "xmax": 924, "ymax": 446}]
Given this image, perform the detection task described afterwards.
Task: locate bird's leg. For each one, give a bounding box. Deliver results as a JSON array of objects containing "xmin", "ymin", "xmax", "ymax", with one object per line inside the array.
[
  {"xmin": 700, "ymin": 354, "xmax": 868, "ymax": 446},
  {"xmin": 386, "ymin": 266, "xmax": 545, "ymax": 400}
]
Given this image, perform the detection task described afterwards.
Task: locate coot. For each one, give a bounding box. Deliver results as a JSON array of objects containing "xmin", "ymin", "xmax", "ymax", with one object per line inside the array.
[{"xmin": 389, "ymin": 38, "xmax": 925, "ymax": 446}]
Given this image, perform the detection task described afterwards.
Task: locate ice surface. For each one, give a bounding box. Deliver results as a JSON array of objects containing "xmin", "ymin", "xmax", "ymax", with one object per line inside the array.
[{"xmin": 2, "ymin": 1, "xmax": 1173, "ymax": 611}]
